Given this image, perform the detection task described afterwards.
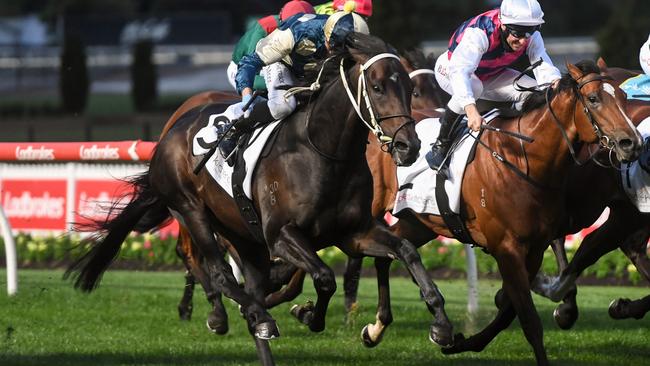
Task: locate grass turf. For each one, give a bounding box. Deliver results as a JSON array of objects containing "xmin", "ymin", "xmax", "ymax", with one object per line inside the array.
[{"xmin": 0, "ymin": 269, "xmax": 648, "ymax": 365}]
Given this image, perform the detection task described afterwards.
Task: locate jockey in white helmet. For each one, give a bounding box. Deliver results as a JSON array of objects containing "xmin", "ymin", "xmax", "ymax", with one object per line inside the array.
[
  {"xmin": 640, "ymin": 34, "xmax": 650, "ymax": 76},
  {"xmin": 428, "ymin": 0, "xmax": 561, "ymax": 170}
]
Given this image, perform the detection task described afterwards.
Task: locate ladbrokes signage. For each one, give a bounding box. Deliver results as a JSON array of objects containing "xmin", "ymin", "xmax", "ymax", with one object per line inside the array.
[{"xmin": 1, "ymin": 180, "xmax": 67, "ymax": 230}]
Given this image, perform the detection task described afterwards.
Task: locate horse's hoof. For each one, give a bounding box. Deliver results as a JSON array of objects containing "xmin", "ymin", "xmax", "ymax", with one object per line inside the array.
[
  {"xmin": 429, "ymin": 323, "xmax": 454, "ymax": 348},
  {"xmin": 553, "ymin": 303, "xmax": 578, "ymax": 330},
  {"xmin": 178, "ymin": 307, "xmax": 192, "ymax": 321},
  {"xmin": 290, "ymin": 301, "xmax": 315, "ymax": 326},
  {"xmin": 206, "ymin": 312, "xmax": 229, "ymax": 335},
  {"xmin": 609, "ymin": 298, "xmax": 631, "ymax": 319},
  {"xmin": 440, "ymin": 333, "xmax": 467, "ymax": 354},
  {"xmin": 254, "ymin": 321, "xmax": 280, "ymax": 340},
  {"xmin": 361, "ymin": 324, "xmax": 382, "ymax": 348}
]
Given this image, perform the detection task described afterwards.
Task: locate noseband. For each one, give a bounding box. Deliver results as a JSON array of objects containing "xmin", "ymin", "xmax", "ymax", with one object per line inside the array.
[{"xmin": 340, "ymin": 53, "xmax": 415, "ymax": 153}]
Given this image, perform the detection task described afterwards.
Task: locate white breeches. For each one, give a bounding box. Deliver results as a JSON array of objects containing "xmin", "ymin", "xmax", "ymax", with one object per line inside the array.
[{"xmin": 434, "ymin": 53, "xmax": 537, "ymax": 114}]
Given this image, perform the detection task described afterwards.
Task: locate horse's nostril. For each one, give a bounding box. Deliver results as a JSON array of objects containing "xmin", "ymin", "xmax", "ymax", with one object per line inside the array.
[
  {"xmin": 393, "ymin": 141, "xmax": 408, "ymax": 151},
  {"xmin": 618, "ymin": 139, "xmax": 633, "ymax": 150}
]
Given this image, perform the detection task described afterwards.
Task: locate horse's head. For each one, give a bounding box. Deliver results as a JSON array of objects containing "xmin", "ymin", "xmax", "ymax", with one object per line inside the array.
[
  {"xmin": 563, "ymin": 61, "xmax": 642, "ymax": 162},
  {"xmin": 344, "ymin": 33, "xmax": 421, "ymax": 166},
  {"xmin": 400, "ymin": 49, "xmax": 446, "ymax": 111}
]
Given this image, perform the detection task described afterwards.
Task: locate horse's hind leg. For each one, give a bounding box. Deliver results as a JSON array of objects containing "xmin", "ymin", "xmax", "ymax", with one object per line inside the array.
[
  {"xmin": 176, "ymin": 228, "xmax": 196, "ymax": 321},
  {"xmin": 179, "ymin": 204, "xmax": 278, "ymax": 339},
  {"xmin": 343, "ymin": 257, "xmax": 363, "ymax": 315},
  {"xmin": 272, "ymin": 224, "xmax": 337, "ymax": 333},
  {"xmin": 360, "ymin": 257, "xmax": 393, "ymax": 348},
  {"xmin": 609, "ymin": 294, "xmax": 650, "ymax": 320},
  {"xmin": 342, "ymin": 223, "xmax": 453, "ymax": 348},
  {"xmin": 265, "ymin": 267, "xmax": 306, "ymax": 308}
]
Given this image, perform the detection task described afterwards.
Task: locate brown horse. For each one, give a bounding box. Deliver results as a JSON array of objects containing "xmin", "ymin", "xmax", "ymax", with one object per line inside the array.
[
  {"xmin": 531, "ymin": 60, "xmax": 650, "ymax": 326},
  {"xmin": 356, "ymin": 60, "xmax": 642, "ymax": 365},
  {"xmin": 65, "ymin": 34, "xmax": 456, "ymax": 366},
  {"xmin": 173, "ymin": 49, "xmax": 448, "ymax": 329}
]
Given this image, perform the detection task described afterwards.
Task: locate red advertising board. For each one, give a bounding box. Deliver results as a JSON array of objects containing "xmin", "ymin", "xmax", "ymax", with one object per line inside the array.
[{"xmin": 0, "ymin": 179, "xmax": 67, "ymax": 231}]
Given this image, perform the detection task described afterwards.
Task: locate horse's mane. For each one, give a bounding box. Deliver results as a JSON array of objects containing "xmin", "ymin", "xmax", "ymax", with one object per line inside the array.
[
  {"xmin": 294, "ymin": 32, "xmax": 396, "ymax": 102},
  {"xmin": 519, "ymin": 60, "xmax": 602, "ymax": 114}
]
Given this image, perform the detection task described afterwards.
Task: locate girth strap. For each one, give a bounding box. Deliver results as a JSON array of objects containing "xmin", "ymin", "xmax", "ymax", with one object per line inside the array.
[{"xmin": 434, "ymin": 171, "xmax": 477, "ymax": 246}]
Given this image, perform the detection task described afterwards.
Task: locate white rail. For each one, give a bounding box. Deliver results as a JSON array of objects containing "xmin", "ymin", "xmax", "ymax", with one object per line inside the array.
[{"xmin": 0, "ymin": 205, "xmax": 17, "ymax": 296}]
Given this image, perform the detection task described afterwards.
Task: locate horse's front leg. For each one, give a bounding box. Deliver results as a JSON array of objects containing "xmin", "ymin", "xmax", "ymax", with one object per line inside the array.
[
  {"xmin": 271, "ymin": 224, "xmax": 336, "ymax": 333},
  {"xmin": 342, "ymin": 222, "xmax": 453, "ymax": 348},
  {"xmin": 610, "ymin": 227, "xmax": 650, "ymax": 320},
  {"xmin": 547, "ymin": 237, "xmax": 579, "ymax": 330}
]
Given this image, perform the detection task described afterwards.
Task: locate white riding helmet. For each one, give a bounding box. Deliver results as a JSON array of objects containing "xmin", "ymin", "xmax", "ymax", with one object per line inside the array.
[
  {"xmin": 640, "ymin": 34, "xmax": 650, "ymax": 76},
  {"xmin": 500, "ymin": 0, "xmax": 545, "ymax": 26}
]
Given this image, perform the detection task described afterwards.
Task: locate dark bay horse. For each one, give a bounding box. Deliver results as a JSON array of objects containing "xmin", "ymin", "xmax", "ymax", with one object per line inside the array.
[
  {"xmin": 171, "ymin": 49, "xmax": 449, "ymax": 330},
  {"xmin": 531, "ymin": 60, "xmax": 650, "ymax": 326},
  {"xmin": 353, "ymin": 60, "xmax": 642, "ymax": 365},
  {"xmin": 65, "ymin": 34, "xmax": 455, "ymax": 365}
]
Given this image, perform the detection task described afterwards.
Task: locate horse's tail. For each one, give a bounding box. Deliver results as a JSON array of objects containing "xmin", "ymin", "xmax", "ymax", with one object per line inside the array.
[{"xmin": 64, "ymin": 172, "xmax": 171, "ymax": 292}]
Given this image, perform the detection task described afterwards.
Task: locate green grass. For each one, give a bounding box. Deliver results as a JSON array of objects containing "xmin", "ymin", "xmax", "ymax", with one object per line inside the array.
[{"xmin": 0, "ymin": 270, "xmax": 648, "ymax": 366}]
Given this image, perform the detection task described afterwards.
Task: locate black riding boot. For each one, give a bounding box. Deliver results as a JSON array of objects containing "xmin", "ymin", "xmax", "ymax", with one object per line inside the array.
[
  {"xmin": 219, "ymin": 101, "xmax": 275, "ymax": 159},
  {"xmin": 426, "ymin": 107, "xmax": 461, "ymax": 170}
]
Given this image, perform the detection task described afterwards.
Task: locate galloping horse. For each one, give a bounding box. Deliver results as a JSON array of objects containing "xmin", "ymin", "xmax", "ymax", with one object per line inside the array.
[
  {"xmin": 171, "ymin": 49, "xmax": 448, "ymax": 329},
  {"xmin": 532, "ymin": 59, "xmax": 650, "ymax": 326},
  {"xmin": 65, "ymin": 34, "xmax": 455, "ymax": 365},
  {"xmin": 353, "ymin": 60, "xmax": 642, "ymax": 365}
]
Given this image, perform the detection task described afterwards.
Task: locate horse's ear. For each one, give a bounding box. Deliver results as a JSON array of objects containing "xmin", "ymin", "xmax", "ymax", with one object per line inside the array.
[
  {"xmin": 426, "ymin": 53, "xmax": 436, "ymax": 67},
  {"xmin": 566, "ymin": 63, "xmax": 583, "ymax": 81},
  {"xmin": 596, "ymin": 57, "xmax": 609, "ymax": 74}
]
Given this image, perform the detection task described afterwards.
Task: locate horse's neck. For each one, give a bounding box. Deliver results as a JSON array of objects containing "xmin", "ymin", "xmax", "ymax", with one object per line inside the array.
[
  {"xmin": 307, "ymin": 77, "xmax": 368, "ymax": 160},
  {"xmin": 501, "ymin": 91, "xmax": 580, "ymax": 186}
]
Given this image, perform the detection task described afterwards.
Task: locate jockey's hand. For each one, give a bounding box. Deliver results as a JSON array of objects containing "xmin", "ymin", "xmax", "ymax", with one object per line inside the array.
[
  {"xmin": 464, "ymin": 104, "xmax": 484, "ymax": 132},
  {"xmin": 551, "ymin": 78, "xmax": 560, "ymax": 89}
]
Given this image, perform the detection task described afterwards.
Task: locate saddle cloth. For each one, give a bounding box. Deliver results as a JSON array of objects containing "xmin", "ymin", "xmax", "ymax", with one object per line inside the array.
[
  {"xmin": 622, "ymin": 116, "xmax": 650, "ymax": 212},
  {"xmin": 620, "ymin": 74, "xmax": 650, "ymax": 101},
  {"xmin": 192, "ymin": 107, "xmax": 281, "ymax": 199},
  {"xmin": 393, "ymin": 110, "xmax": 500, "ymax": 216}
]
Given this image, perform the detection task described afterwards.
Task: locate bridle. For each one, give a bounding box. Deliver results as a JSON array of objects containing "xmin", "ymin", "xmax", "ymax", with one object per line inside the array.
[
  {"xmin": 285, "ymin": 52, "xmax": 415, "ymax": 159},
  {"xmin": 340, "ymin": 53, "xmax": 415, "ymax": 153},
  {"xmin": 545, "ymin": 72, "xmax": 615, "ymax": 166}
]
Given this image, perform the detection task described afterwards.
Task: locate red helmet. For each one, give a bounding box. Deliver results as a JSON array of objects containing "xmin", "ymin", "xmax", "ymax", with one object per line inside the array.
[
  {"xmin": 279, "ymin": 0, "xmax": 315, "ymax": 21},
  {"xmin": 332, "ymin": 0, "xmax": 373, "ymax": 17}
]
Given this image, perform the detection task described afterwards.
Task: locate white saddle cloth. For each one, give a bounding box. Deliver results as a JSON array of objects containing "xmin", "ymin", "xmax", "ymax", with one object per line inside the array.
[
  {"xmin": 393, "ymin": 110, "xmax": 500, "ymax": 216},
  {"xmin": 622, "ymin": 116, "xmax": 650, "ymax": 212},
  {"xmin": 192, "ymin": 108, "xmax": 281, "ymax": 199}
]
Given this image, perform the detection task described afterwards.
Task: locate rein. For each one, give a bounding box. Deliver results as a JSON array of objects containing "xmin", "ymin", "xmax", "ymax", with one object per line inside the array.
[{"xmin": 545, "ymin": 74, "xmax": 615, "ymax": 166}]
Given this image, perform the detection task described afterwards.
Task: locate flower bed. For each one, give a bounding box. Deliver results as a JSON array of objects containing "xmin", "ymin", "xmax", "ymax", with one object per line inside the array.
[{"xmin": 0, "ymin": 234, "xmax": 646, "ymax": 284}]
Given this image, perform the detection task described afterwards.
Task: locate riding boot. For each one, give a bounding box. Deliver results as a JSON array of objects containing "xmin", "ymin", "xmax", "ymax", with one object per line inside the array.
[
  {"xmin": 219, "ymin": 101, "xmax": 275, "ymax": 161},
  {"xmin": 427, "ymin": 107, "xmax": 461, "ymax": 170}
]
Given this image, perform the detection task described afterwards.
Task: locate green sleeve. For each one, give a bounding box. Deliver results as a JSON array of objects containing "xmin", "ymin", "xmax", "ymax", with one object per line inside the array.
[
  {"xmin": 314, "ymin": 2, "xmax": 335, "ymax": 15},
  {"xmin": 232, "ymin": 23, "xmax": 267, "ymax": 64},
  {"xmin": 253, "ymin": 75, "xmax": 267, "ymax": 90}
]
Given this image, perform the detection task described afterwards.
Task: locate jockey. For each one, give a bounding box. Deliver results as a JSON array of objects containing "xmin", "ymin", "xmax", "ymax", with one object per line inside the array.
[
  {"xmin": 227, "ymin": 0, "xmax": 315, "ymax": 90},
  {"xmin": 640, "ymin": 34, "xmax": 650, "ymax": 75},
  {"xmin": 428, "ymin": 0, "xmax": 561, "ymax": 170},
  {"xmin": 314, "ymin": 0, "xmax": 373, "ymax": 18},
  {"xmin": 219, "ymin": 8, "xmax": 370, "ymax": 158}
]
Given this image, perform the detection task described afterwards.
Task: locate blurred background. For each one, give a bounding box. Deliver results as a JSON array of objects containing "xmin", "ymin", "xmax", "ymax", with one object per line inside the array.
[{"xmin": 0, "ymin": 0, "xmax": 648, "ymax": 142}]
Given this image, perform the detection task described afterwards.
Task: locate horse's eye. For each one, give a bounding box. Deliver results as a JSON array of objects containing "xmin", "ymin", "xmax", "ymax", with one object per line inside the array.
[
  {"xmin": 372, "ymin": 84, "xmax": 383, "ymax": 93},
  {"xmin": 413, "ymin": 91, "xmax": 420, "ymax": 98},
  {"xmin": 588, "ymin": 95, "xmax": 599, "ymax": 104}
]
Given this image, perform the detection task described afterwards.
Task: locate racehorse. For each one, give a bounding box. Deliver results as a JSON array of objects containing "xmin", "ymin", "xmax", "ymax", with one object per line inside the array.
[
  {"xmin": 531, "ymin": 59, "xmax": 650, "ymax": 326},
  {"xmin": 171, "ymin": 48, "xmax": 449, "ymax": 330},
  {"xmin": 65, "ymin": 33, "xmax": 456, "ymax": 366},
  {"xmin": 347, "ymin": 60, "xmax": 642, "ymax": 365}
]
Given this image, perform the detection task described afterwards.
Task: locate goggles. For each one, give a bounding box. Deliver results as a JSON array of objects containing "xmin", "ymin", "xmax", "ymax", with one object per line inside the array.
[{"xmin": 505, "ymin": 24, "xmax": 540, "ymax": 39}]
